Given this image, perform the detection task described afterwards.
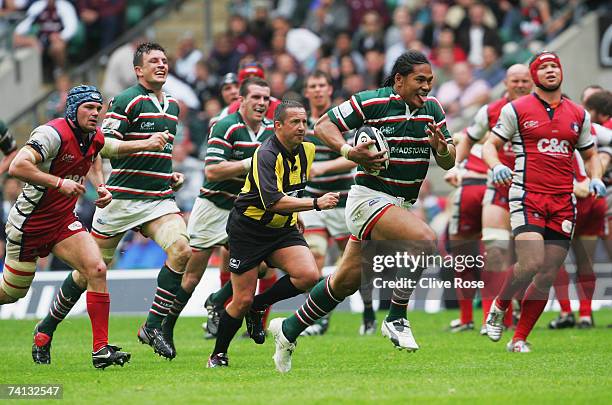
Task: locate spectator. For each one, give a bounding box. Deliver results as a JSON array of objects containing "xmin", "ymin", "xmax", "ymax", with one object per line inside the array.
[
  {"xmin": 363, "ymin": 48, "xmax": 385, "ymax": 89},
  {"xmin": 446, "ymin": 0, "xmax": 497, "ymax": 30},
  {"xmin": 45, "ymin": 72, "xmax": 71, "ymax": 120},
  {"xmin": 269, "ymin": 70, "xmax": 288, "ymax": 100},
  {"xmin": 384, "ymin": 24, "xmax": 418, "ymax": 75},
  {"xmin": 0, "ymin": 0, "xmax": 28, "ymax": 37},
  {"xmin": 191, "ymin": 59, "xmax": 218, "ymax": 106},
  {"xmin": 520, "ymin": 0, "xmax": 551, "ymax": 40},
  {"xmin": 274, "ymin": 52, "xmax": 301, "ymax": 93},
  {"xmin": 331, "ymin": 30, "xmax": 365, "ymax": 75},
  {"xmin": 76, "ymin": 0, "xmax": 126, "ymax": 53},
  {"xmin": 473, "ymin": 45, "xmax": 505, "ymax": 87},
  {"xmin": 228, "ymin": 13, "xmax": 259, "ymax": 56},
  {"xmin": 431, "ymin": 46, "xmax": 457, "ymax": 91},
  {"xmin": 249, "ymin": 0, "xmax": 273, "ymax": 50},
  {"xmin": 13, "ymin": 0, "xmax": 79, "ymax": 79},
  {"xmin": 174, "ymin": 32, "xmax": 203, "ymax": 84},
  {"xmin": 209, "ymin": 32, "xmax": 242, "ymax": 75},
  {"xmin": 498, "ymin": 0, "xmax": 523, "ymax": 44},
  {"xmin": 352, "ymin": 10, "xmax": 385, "ymax": 55},
  {"xmin": 420, "ymin": 1, "xmax": 449, "ymax": 49},
  {"xmin": 435, "ymin": 62, "xmax": 490, "ymax": 127},
  {"xmin": 101, "ymin": 36, "xmax": 144, "ymax": 98},
  {"xmin": 303, "ymin": 0, "xmax": 350, "ymax": 46},
  {"xmin": 345, "ymin": 0, "xmax": 389, "ymax": 31},
  {"xmin": 455, "ymin": 1, "xmax": 501, "ymax": 67},
  {"xmin": 429, "ymin": 26, "xmax": 467, "ymax": 67},
  {"xmin": 189, "ymin": 97, "xmax": 222, "ymax": 158},
  {"xmin": 384, "ymin": 6, "xmax": 411, "ymax": 50}
]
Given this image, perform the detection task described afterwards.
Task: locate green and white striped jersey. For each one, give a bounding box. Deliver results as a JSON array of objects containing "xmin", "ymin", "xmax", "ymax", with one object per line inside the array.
[
  {"xmin": 101, "ymin": 84, "xmax": 179, "ymax": 200},
  {"xmin": 202, "ymin": 112, "xmax": 274, "ymax": 210},
  {"xmin": 305, "ymin": 115, "xmax": 354, "ymax": 207},
  {"xmin": 327, "ymin": 86, "xmax": 450, "ymax": 203}
]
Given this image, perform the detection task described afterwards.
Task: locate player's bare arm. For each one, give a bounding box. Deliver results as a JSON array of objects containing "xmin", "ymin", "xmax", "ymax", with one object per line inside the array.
[
  {"xmin": 483, "ymin": 135, "xmax": 513, "ymax": 186},
  {"xmin": 580, "ymin": 146, "xmax": 605, "ymax": 197},
  {"xmin": 309, "ymin": 156, "xmax": 357, "ymax": 178},
  {"xmin": 86, "ymin": 155, "xmax": 112, "ymax": 208},
  {"xmin": 270, "ymin": 192, "xmax": 340, "ymax": 213},
  {"xmin": 314, "ymin": 114, "xmax": 386, "ymax": 172},
  {"xmin": 99, "ymin": 131, "xmax": 168, "ymax": 159},
  {"xmin": 205, "ymin": 159, "xmax": 250, "ymax": 182},
  {"xmin": 9, "ymin": 145, "xmax": 85, "ymax": 197}
]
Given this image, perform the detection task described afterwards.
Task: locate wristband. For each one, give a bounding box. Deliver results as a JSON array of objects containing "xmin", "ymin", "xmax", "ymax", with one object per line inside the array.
[
  {"xmin": 436, "ymin": 148, "xmax": 450, "ymax": 157},
  {"xmin": 242, "ymin": 157, "xmax": 252, "ymax": 171},
  {"xmin": 313, "ymin": 198, "xmax": 321, "ymax": 211},
  {"xmin": 55, "ymin": 178, "xmax": 64, "ymax": 189},
  {"xmin": 340, "ymin": 144, "xmax": 353, "ymax": 160}
]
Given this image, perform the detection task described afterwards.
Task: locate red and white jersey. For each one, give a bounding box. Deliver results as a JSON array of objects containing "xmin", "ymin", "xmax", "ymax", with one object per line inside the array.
[
  {"xmin": 466, "ymin": 96, "xmax": 515, "ymax": 168},
  {"xmin": 9, "ymin": 118, "xmax": 104, "ymax": 232},
  {"xmin": 592, "ymin": 122, "xmax": 612, "ymax": 186},
  {"xmin": 493, "ymin": 93, "xmax": 593, "ymax": 194},
  {"xmin": 464, "ymin": 143, "xmax": 488, "ymax": 174}
]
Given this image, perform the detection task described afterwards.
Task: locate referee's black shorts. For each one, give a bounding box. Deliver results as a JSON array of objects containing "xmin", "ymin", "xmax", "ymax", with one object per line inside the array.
[{"xmin": 226, "ymin": 208, "xmax": 308, "ymax": 274}]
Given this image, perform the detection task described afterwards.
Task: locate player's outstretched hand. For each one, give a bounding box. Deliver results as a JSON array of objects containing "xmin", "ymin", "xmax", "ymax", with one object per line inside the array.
[
  {"xmin": 171, "ymin": 172, "xmax": 185, "ymax": 191},
  {"xmin": 350, "ymin": 140, "xmax": 387, "ymax": 173},
  {"xmin": 94, "ymin": 184, "xmax": 112, "ymax": 208},
  {"xmin": 426, "ymin": 122, "xmax": 448, "ymax": 155},
  {"xmin": 492, "ymin": 164, "xmax": 513, "ymax": 186},
  {"xmin": 589, "ymin": 178, "xmax": 606, "ymax": 198},
  {"xmin": 147, "ymin": 131, "xmax": 169, "ymax": 151},
  {"xmin": 318, "ymin": 192, "xmax": 340, "ymax": 210},
  {"xmin": 57, "ymin": 178, "xmax": 86, "ymax": 198}
]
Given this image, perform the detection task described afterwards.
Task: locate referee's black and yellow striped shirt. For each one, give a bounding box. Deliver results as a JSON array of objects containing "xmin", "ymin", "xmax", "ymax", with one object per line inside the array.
[{"xmin": 234, "ymin": 135, "xmax": 316, "ymax": 228}]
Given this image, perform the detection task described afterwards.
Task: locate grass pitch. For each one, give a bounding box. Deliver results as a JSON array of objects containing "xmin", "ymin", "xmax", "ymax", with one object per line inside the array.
[{"xmin": 1, "ymin": 310, "xmax": 611, "ymax": 404}]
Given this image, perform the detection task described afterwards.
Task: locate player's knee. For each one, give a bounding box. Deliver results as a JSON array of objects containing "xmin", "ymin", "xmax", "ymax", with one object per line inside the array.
[
  {"xmin": 85, "ymin": 260, "xmax": 107, "ymax": 283},
  {"xmin": 233, "ymin": 292, "xmax": 254, "ymax": 314},
  {"xmin": 167, "ymin": 239, "xmax": 192, "ymax": 268},
  {"xmin": 484, "ymin": 247, "xmax": 505, "ymax": 272},
  {"xmin": 301, "ymin": 268, "xmax": 320, "ymax": 290}
]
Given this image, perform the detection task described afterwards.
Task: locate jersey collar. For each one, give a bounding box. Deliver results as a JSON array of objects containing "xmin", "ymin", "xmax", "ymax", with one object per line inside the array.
[{"xmin": 138, "ymin": 83, "xmax": 168, "ymax": 114}]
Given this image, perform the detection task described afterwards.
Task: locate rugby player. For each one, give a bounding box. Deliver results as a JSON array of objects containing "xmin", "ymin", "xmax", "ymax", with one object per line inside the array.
[
  {"xmin": 300, "ymin": 70, "xmax": 358, "ymax": 336},
  {"xmin": 448, "ymin": 64, "xmax": 533, "ymax": 332},
  {"xmin": 9, "ymin": 85, "xmax": 164, "ymax": 368},
  {"xmin": 483, "ymin": 52, "xmax": 604, "ymax": 352},
  {"xmin": 268, "ymin": 51, "xmax": 455, "ymax": 372}
]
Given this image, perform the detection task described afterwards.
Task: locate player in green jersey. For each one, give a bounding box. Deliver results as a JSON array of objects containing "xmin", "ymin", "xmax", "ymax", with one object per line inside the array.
[
  {"xmin": 269, "ymin": 50, "xmax": 456, "ymax": 372},
  {"xmin": 161, "ymin": 77, "xmax": 275, "ymax": 346},
  {"xmin": 95, "ymin": 42, "xmax": 191, "ymax": 360}
]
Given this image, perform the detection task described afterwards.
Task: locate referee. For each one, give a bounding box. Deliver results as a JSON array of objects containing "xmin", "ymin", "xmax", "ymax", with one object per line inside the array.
[{"xmin": 208, "ymin": 100, "xmax": 340, "ymax": 367}]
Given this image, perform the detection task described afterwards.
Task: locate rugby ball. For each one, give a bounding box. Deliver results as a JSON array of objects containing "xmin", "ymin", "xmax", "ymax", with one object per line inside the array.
[{"xmin": 354, "ymin": 126, "xmax": 390, "ymax": 175}]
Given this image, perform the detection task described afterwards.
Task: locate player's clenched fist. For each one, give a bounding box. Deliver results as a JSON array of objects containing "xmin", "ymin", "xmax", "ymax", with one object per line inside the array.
[
  {"xmin": 57, "ymin": 178, "xmax": 86, "ymax": 197},
  {"xmin": 317, "ymin": 192, "xmax": 340, "ymax": 210},
  {"xmin": 147, "ymin": 131, "xmax": 169, "ymax": 151}
]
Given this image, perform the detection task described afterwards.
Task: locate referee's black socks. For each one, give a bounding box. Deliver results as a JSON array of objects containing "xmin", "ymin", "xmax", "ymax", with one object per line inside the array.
[
  {"xmin": 212, "ymin": 311, "xmax": 243, "ymax": 355},
  {"xmin": 251, "ymin": 274, "xmax": 303, "ymax": 311}
]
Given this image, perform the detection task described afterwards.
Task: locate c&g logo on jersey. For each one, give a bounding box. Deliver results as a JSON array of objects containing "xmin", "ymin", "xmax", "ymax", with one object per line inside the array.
[{"xmin": 537, "ymin": 138, "xmax": 570, "ymax": 155}]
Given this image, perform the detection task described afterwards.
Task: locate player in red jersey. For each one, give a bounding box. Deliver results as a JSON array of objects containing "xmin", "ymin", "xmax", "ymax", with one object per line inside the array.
[
  {"xmin": 549, "ymin": 89, "xmax": 612, "ymax": 329},
  {"xmin": 482, "ymin": 52, "xmax": 605, "ymax": 352},
  {"xmin": 0, "ymin": 85, "xmax": 162, "ymax": 368},
  {"xmin": 21, "ymin": 86, "xmax": 168, "ymax": 367},
  {"xmin": 447, "ymin": 64, "xmax": 533, "ymax": 333}
]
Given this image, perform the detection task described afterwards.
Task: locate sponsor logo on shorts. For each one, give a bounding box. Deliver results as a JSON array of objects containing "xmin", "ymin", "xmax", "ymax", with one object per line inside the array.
[
  {"xmin": 229, "ymin": 258, "xmax": 241, "ymax": 269},
  {"xmin": 68, "ymin": 221, "xmax": 83, "ymax": 231},
  {"xmin": 368, "ymin": 198, "xmax": 381, "ymax": 207},
  {"xmin": 351, "ymin": 209, "xmax": 363, "ymax": 223},
  {"xmin": 562, "ymin": 220, "xmax": 573, "ymax": 234},
  {"xmin": 96, "ymin": 218, "xmax": 106, "ymax": 225}
]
